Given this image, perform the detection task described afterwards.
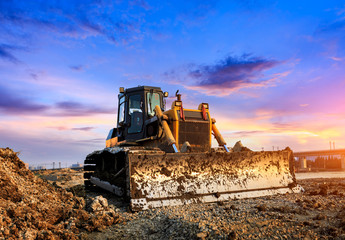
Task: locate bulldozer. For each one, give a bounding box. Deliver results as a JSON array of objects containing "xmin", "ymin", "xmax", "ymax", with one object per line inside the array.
[{"xmin": 84, "ymin": 86, "xmax": 303, "ymax": 211}]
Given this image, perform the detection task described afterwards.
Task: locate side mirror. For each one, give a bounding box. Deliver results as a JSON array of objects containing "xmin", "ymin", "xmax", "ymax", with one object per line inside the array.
[{"xmin": 163, "ymin": 92, "xmax": 169, "ymax": 97}]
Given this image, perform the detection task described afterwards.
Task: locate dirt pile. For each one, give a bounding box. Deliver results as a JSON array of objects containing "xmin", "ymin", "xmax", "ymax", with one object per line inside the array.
[{"xmin": 0, "ymin": 148, "xmax": 122, "ymax": 240}]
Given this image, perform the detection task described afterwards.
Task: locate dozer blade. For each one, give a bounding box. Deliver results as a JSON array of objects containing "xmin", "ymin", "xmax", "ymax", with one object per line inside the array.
[{"xmin": 128, "ymin": 150, "xmax": 303, "ymax": 211}]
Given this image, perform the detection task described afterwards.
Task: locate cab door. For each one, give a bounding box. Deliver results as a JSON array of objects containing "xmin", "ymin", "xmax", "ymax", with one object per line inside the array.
[{"xmin": 127, "ymin": 93, "xmax": 144, "ymax": 139}]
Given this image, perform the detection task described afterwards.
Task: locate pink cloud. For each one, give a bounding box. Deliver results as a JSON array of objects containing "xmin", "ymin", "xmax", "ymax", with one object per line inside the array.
[
  {"xmin": 329, "ymin": 56, "xmax": 343, "ymax": 61},
  {"xmin": 299, "ymin": 104, "xmax": 309, "ymax": 107}
]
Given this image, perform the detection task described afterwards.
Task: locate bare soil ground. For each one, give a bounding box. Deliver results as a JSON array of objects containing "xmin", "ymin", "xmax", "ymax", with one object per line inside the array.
[
  {"xmin": 83, "ymin": 178, "xmax": 345, "ymax": 240},
  {"xmin": 1, "ymin": 148, "xmax": 345, "ymax": 239},
  {"xmin": 35, "ymin": 168, "xmax": 83, "ymax": 189}
]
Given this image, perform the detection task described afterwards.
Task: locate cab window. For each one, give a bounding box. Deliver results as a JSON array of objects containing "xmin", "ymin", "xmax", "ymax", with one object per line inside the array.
[
  {"xmin": 118, "ymin": 96, "xmax": 125, "ymax": 124},
  {"xmin": 128, "ymin": 94, "xmax": 143, "ymax": 134},
  {"xmin": 147, "ymin": 92, "xmax": 161, "ymax": 117}
]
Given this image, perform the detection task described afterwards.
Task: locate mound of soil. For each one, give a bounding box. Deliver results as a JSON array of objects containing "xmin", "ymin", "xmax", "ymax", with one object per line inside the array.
[{"xmin": 0, "ymin": 148, "xmax": 122, "ymax": 240}]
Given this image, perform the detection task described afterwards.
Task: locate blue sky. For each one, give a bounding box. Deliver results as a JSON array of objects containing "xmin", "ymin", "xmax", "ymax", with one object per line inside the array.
[{"xmin": 1, "ymin": 0, "xmax": 345, "ymax": 167}]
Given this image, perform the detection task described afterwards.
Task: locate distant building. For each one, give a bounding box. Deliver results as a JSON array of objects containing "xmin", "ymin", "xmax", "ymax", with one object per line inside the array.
[
  {"xmin": 71, "ymin": 163, "xmax": 83, "ymax": 168},
  {"xmin": 36, "ymin": 165, "xmax": 46, "ymax": 170}
]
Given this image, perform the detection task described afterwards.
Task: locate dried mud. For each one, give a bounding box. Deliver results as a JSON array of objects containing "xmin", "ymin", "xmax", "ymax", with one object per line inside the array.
[{"xmin": 129, "ymin": 150, "xmax": 294, "ymax": 210}]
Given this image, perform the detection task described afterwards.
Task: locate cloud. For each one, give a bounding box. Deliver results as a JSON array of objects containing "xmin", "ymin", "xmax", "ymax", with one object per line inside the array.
[
  {"xmin": 299, "ymin": 104, "xmax": 309, "ymax": 107},
  {"xmin": 316, "ymin": 19, "xmax": 345, "ymax": 34},
  {"xmin": 176, "ymin": 1, "xmax": 217, "ymax": 26},
  {"xmin": 0, "ymin": 85, "xmax": 48, "ymax": 114},
  {"xmin": 231, "ymin": 130, "xmax": 264, "ymax": 137},
  {"xmin": 69, "ymin": 65, "xmax": 85, "ymax": 71},
  {"xmin": 71, "ymin": 127, "xmax": 95, "ymax": 131},
  {"xmin": 271, "ymin": 122, "xmax": 296, "ymax": 130},
  {"xmin": 329, "ymin": 56, "xmax": 343, "ymax": 61},
  {"xmin": 55, "ymin": 101, "xmax": 115, "ymax": 116},
  {"xmin": 165, "ymin": 53, "xmax": 284, "ymax": 96},
  {"xmin": 75, "ymin": 138, "xmax": 105, "ymax": 144},
  {"xmin": 0, "ymin": 0, "xmax": 147, "ymax": 48},
  {"xmin": 0, "ymin": 44, "xmax": 22, "ymax": 63},
  {"xmin": 0, "ymin": 84, "xmax": 114, "ymax": 116},
  {"xmin": 50, "ymin": 126, "xmax": 69, "ymax": 131},
  {"xmin": 50, "ymin": 126, "xmax": 95, "ymax": 131}
]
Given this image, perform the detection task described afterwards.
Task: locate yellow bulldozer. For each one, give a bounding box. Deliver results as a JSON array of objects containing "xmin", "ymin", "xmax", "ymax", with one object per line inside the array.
[{"xmin": 84, "ymin": 86, "xmax": 303, "ymax": 211}]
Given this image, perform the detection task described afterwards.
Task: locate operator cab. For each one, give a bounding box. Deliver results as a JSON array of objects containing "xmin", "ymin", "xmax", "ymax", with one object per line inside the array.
[{"xmin": 107, "ymin": 86, "xmax": 168, "ymax": 146}]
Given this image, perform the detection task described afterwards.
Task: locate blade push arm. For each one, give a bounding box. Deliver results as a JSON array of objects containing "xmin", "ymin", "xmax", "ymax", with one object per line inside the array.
[
  {"xmin": 154, "ymin": 105, "xmax": 179, "ymax": 153},
  {"xmin": 211, "ymin": 118, "xmax": 230, "ymax": 152}
]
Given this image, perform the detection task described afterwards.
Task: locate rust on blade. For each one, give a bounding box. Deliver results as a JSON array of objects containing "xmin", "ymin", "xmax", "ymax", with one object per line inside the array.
[{"xmin": 127, "ymin": 150, "xmax": 300, "ymax": 211}]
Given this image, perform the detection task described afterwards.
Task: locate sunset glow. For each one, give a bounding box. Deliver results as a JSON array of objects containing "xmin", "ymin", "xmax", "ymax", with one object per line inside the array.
[{"xmin": 1, "ymin": 1, "xmax": 344, "ymax": 166}]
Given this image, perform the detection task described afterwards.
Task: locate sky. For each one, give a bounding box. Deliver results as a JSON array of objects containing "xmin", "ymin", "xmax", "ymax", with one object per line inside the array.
[{"xmin": 1, "ymin": 0, "xmax": 345, "ymax": 167}]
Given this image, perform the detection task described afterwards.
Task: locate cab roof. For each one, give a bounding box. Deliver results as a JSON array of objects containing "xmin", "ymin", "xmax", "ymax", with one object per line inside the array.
[{"xmin": 124, "ymin": 86, "xmax": 162, "ymax": 94}]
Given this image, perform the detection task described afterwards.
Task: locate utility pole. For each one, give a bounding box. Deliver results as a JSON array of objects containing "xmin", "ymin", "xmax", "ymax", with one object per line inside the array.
[{"xmin": 329, "ymin": 141, "xmax": 331, "ymax": 166}]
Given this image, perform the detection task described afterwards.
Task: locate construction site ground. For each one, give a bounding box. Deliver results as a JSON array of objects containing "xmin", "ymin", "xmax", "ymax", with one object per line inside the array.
[
  {"xmin": 83, "ymin": 178, "xmax": 345, "ymax": 240},
  {"xmin": 1, "ymin": 148, "xmax": 345, "ymax": 239}
]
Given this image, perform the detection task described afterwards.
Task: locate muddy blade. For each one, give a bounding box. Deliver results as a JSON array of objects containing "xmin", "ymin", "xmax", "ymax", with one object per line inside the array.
[{"xmin": 128, "ymin": 150, "xmax": 302, "ymax": 211}]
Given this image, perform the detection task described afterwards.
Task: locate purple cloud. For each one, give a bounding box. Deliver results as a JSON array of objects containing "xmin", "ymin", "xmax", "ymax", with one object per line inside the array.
[
  {"xmin": 0, "ymin": 85, "xmax": 48, "ymax": 114},
  {"xmin": 165, "ymin": 54, "xmax": 283, "ymax": 96},
  {"xmin": 50, "ymin": 126, "xmax": 95, "ymax": 131},
  {"xmin": 230, "ymin": 130, "xmax": 264, "ymax": 137},
  {"xmin": 0, "ymin": 44, "xmax": 22, "ymax": 63},
  {"xmin": 0, "ymin": 1, "xmax": 146, "ymax": 45},
  {"xmin": 0, "ymin": 85, "xmax": 114, "ymax": 116},
  {"xmin": 191, "ymin": 54, "xmax": 279, "ymax": 86},
  {"xmin": 55, "ymin": 101, "xmax": 115, "ymax": 116},
  {"xmin": 71, "ymin": 127, "xmax": 95, "ymax": 131},
  {"xmin": 49, "ymin": 126, "xmax": 95, "ymax": 131},
  {"xmin": 69, "ymin": 65, "xmax": 84, "ymax": 71}
]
